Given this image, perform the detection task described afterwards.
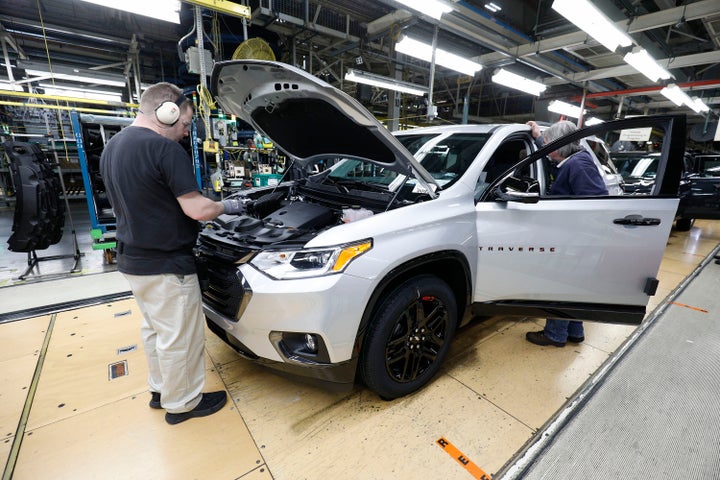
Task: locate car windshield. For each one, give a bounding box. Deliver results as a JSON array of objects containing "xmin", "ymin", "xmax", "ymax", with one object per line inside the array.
[
  {"xmin": 696, "ymin": 157, "xmax": 720, "ymax": 177},
  {"xmin": 396, "ymin": 132, "xmax": 491, "ymax": 188},
  {"xmin": 611, "ymin": 152, "xmax": 659, "ymax": 180},
  {"xmin": 325, "ymin": 158, "xmax": 398, "ymax": 185}
]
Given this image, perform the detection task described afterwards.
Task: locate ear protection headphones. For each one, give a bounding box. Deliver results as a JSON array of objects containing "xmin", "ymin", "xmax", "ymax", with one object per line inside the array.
[{"xmin": 154, "ymin": 94, "xmax": 187, "ymax": 125}]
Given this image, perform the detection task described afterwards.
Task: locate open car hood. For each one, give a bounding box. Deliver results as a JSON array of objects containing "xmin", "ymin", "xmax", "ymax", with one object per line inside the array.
[{"xmin": 210, "ymin": 59, "xmax": 438, "ymax": 189}]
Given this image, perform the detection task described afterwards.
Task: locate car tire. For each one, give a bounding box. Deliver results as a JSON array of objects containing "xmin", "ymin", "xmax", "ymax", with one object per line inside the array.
[
  {"xmin": 359, "ymin": 274, "xmax": 457, "ymax": 400},
  {"xmin": 675, "ymin": 217, "xmax": 694, "ymax": 231}
]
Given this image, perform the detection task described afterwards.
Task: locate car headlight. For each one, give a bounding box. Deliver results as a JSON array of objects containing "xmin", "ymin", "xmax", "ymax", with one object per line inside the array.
[{"xmin": 250, "ymin": 239, "xmax": 373, "ymax": 279}]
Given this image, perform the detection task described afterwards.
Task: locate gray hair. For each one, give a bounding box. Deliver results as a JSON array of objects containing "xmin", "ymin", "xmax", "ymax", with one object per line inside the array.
[{"xmin": 542, "ymin": 120, "xmax": 583, "ymax": 158}]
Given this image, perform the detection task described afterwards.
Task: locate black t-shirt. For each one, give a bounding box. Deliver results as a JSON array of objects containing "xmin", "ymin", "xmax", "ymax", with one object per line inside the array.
[{"xmin": 100, "ymin": 126, "xmax": 200, "ymax": 275}]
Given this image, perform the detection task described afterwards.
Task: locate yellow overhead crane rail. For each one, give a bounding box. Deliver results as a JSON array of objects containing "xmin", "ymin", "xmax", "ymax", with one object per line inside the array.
[{"xmin": 182, "ymin": 0, "xmax": 251, "ymax": 19}]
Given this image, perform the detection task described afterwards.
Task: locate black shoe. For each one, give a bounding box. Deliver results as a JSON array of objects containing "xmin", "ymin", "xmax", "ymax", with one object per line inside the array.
[
  {"xmin": 165, "ymin": 391, "xmax": 227, "ymax": 425},
  {"xmin": 526, "ymin": 330, "xmax": 565, "ymax": 347},
  {"xmin": 149, "ymin": 391, "xmax": 162, "ymax": 409},
  {"xmin": 567, "ymin": 335, "xmax": 585, "ymax": 343}
]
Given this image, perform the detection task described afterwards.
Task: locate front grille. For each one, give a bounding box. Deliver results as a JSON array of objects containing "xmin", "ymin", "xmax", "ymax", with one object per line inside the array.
[{"xmin": 196, "ymin": 239, "xmax": 252, "ymax": 320}]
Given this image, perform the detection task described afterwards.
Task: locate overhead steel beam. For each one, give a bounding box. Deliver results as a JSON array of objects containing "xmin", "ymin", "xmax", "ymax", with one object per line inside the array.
[
  {"xmin": 544, "ymin": 50, "xmax": 720, "ymax": 86},
  {"xmin": 474, "ymin": 0, "xmax": 720, "ymax": 71}
]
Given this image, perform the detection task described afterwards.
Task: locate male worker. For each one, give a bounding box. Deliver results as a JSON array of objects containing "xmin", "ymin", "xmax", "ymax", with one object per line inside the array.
[{"xmin": 100, "ymin": 82, "xmax": 242, "ymax": 424}]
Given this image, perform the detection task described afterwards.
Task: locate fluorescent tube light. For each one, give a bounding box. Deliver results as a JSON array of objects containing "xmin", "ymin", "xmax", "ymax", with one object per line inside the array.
[
  {"xmin": 485, "ymin": 3, "xmax": 501, "ymax": 13},
  {"xmin": 79, "ymin": 0, "xmax": 181, "ymax": 24},
  {"xmin": 623, "ymin": 49, "xmax": 671, "ymax": 83},
  {"xmin": 19, "ymin": 59, "xmax": 127, "ymax": 87},
  {"xmin": 552, "ymin": 0, "xmax": 632, "ymax": 53},
  {"xmin": 395, "ymin": 36, "xmax": 482, "ymax": 77},
  {"xmin": 659, "ymin": 84, "xmax": 709, "ymax": 113},
  {"xmin": 394, "ymin": 0, "xmax": 453, "ymax": 20},
  {"xmin": 345, "ymin": 69, "xmax": 428, "ymax": 96},
  {"xmin": 491, "ymin": 69, "xmax": 546, "ymax": 96},
  {"xmin": 0, "ymin": 81, "xmax": 23, "ymax": 92},
  {"xmin": 25, "ymin": 69, "xmax": 126, "ymax": 87},
  {"xmin": 39, "ymin": 84, "xmax": 123, "ymax": 102},
  {"xmin": 689, "ymin": 97, "xmax": 709, "ymax": 113},
  {"xmin": 660, "ymin": 84, "xmax": 692, "ymax": 106},
  {"xmin": 548, "ymin": 100, "xmax": 585, "ymax": 118},
  {"xmin": 585, "ymin": 117, "xmax": 604, "ymax": 126}
]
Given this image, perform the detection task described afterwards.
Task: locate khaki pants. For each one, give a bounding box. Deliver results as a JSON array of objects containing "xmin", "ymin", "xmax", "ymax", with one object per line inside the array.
[{"xmin": 124, "ymin": 273, "xmax": 205, "ymax": 413}]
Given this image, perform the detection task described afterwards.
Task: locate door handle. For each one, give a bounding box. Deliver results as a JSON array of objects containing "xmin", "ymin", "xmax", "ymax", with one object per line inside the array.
[{"xmin": 613, "ymin": 215, "xmax": 661, "ymax": 226}]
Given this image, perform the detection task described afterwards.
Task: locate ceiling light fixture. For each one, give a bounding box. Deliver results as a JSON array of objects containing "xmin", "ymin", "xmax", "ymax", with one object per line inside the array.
[
  {"xmin": 39, "ymin": 84, "xmax": 123, "ymax": 102},
  {"xmin": 548, "ymin": 100, "xmax": 585, "ymax": 118},
  {"xmin": 79, "ymin": 0, "xmax": 181, "ymax": 24},
  {"xmin": 484, "ymin": 3, "xmax": 502, "ymax": 13},
  {"xmin": 393, "ymin": 0, "xmax": 453, "ymax": 20},
  {"xmin": 0, "ymin": 81, "xmax": 23, "ymax": 92},
  {"xmin": 660, "ymin": 84, "xmax": 692, "ymax": 106},
  {"xmin": 585, "ymin": 117, "xmax": 604, "ymax": 126},
  {"xmin": 395, "ymin": 36, "xmax": 482, "ymax": 77},
  {"xmin": 344, "ymin": 69, "xmax": 428, "ymax": 96},
  {"xmin": 551, "ymin": 0, "xmax": 633, "ymax": 53},
  {"xmin": 659, "ymin": 84, "xmax": 709, "ymax": 114},
  {"xmin": 18, "ymin": 60, "xmax": 127, "ymax": 87},
  {"xmin": 491, "ymin": 69, "xmax": 546, "ymax": 96},
  {"xmin": 623, "ymin": 49, "xmax": 671, "ymax": 83},
  {"xmin": 689, "ymin": 97, "xmax": 709, "ymax": 114}
]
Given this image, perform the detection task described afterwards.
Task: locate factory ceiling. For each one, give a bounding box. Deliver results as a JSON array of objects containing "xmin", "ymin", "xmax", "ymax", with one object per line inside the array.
[{"xmin": 1, "ymin": 0, "xmax": 719, "ymax": 137}]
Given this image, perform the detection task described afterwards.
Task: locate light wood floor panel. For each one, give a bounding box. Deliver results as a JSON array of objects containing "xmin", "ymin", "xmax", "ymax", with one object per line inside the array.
[
  {"xmin": 0, "ymin": 440, "xmax": 10, "ymax": 476},
  {"xmin": 13, "ymin": 374, "xmax": 263, "ymax": 480},
  {"xmin": 25, "ymin": 299, "xmax": 150, "ymax": 430},
  {"xmin": 0, "ymin": 315, "xmax": 49, "ymax": 363},
  {"xmin": 222, "ymin": 358, "xmax": 532, "ymax": 479},
  {"xmin": 0, "ymin": 316, "xmax": 49, "ymax": 441}
]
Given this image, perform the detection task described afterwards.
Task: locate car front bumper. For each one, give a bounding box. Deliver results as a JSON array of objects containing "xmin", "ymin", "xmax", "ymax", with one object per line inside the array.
[{"xmin": 202, "ymin": 263, "xmax": 374, "ymax": 387}]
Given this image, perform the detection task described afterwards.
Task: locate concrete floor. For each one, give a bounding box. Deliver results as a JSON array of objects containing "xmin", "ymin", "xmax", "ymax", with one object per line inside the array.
[{"xmin": 1, "ymin": 200, "xmax": 719, "ymax": 479}]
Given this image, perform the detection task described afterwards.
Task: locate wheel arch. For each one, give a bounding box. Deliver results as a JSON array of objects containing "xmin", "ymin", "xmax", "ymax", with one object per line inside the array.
[{"xmin": 353, "ymin": 250, "xmax": 472, "ymax": 355}]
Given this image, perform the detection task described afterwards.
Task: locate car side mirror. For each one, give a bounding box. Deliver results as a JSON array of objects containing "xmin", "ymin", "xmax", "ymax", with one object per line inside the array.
[
  {"xmin": 491, "ymin": 175, "xmax": 541, "ymax": 204},
  {"xmin": 492, "ymin": 187, "xmax": 540, "ymax": 204}
]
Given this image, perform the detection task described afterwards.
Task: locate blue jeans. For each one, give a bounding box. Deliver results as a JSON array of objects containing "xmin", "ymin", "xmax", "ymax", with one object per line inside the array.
[{"xmin": 544, "ymin": 319, "xmax": 584, "ymax": 343}]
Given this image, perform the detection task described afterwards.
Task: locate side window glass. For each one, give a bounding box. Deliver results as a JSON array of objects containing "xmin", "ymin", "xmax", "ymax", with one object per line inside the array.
[
  {"xmin": 586, "ymin": 138, "xmax": 617, "ymax": 174},
  {"xmin": 475, "ymin": 138, "xmax": 539, "ymax": 201},
  {"xmin": 701, "ymin": 157, "xmax": 720, "ymax": 176},
  {"xmin": 413, "ymin": 133, "xmax": 489, "ymax": 189}
]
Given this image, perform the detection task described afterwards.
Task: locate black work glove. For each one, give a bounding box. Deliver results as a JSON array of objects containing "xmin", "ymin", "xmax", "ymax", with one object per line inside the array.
[{"xmin": 221, "ymin": 198, "xmax": 243, "ymax": 215}]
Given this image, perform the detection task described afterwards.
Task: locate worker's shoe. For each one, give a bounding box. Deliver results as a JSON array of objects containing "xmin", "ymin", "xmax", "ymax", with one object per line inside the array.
[
  {"xmin": 149, "ymin": 391, "xmax": 162, "ymax": 409},
  {"xmin": 525, "ymin": 331, "xmax": 565, "ymax": 347},
  {"xmin": 165, "ymin": 391, "xmax": 227, "ymax": 425},
  {"xmin": 567, "ymin": 335, "xmax": 585, "ymax": 343}
]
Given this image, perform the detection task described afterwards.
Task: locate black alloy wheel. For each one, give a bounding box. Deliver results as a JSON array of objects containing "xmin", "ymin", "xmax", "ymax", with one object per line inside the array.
[{"xmin": 359, "ymin": 274, "xmax": 457, "ymax": 400}]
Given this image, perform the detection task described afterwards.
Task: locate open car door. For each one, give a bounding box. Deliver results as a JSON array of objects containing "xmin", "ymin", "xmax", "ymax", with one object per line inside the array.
[{"xmin": 473, "ymin": 114, "xmax": 686, "ymax": 324}]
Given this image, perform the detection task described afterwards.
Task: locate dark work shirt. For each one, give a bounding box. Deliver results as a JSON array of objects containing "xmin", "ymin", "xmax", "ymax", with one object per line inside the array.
[
  {"xmin": 549, "ymin": 150, "xmax": 609, "ymax": 196},
  {"xmin": 100, "ymin": 126, "xmax": 200, "ymax": 275}
]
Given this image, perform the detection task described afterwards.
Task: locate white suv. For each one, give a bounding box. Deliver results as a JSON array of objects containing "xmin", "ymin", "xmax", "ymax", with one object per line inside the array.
[{"xmin": 198, "ymin": 60, "xmax": 686, "ymax": 399}]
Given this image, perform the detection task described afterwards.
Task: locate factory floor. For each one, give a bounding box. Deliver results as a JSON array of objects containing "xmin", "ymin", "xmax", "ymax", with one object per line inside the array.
[{"xmin": 1, "ymin": 200, "xmax": 719, "ymax": 480}]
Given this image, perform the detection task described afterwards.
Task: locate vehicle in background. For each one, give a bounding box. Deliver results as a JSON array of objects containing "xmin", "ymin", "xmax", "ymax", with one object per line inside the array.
[
  {"xmin": 675, "ymin": 154, "xmax": 720, "ymax": 230},
  {"xmin": 612, "ymin": 151, "xmax": 662, "ymax": 195}
]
